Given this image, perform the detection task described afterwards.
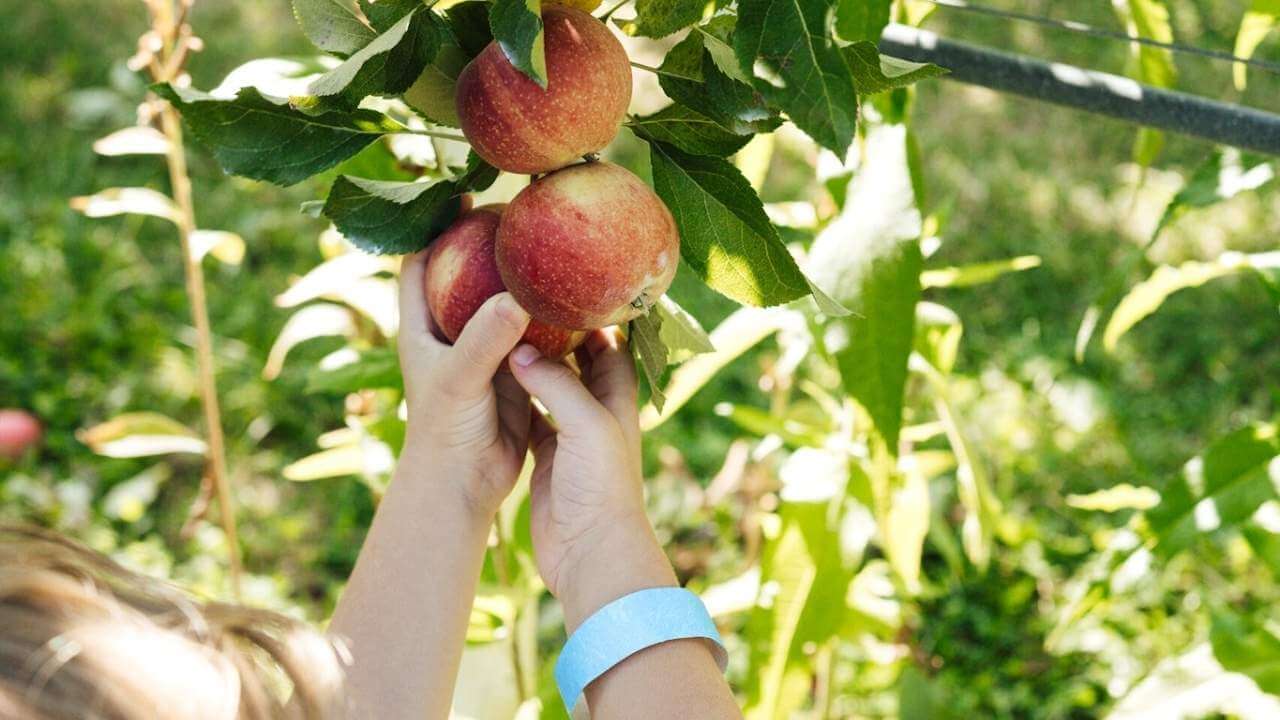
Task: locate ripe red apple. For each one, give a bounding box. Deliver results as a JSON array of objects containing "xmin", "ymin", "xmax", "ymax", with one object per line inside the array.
[
  {"xmin": 424, "ymin": 204, "xmax": 585, "ymax": 359},
  {"xmin": 454, "ymin": 4, "xmax": 632, "ymax": 174},
  {"xmin": 496, "ymin": 161, "xmax": 679, "ymax": 330},
  {"xmin": 0, "ymin": 409, "xmax": 42, "ymax": 460}
]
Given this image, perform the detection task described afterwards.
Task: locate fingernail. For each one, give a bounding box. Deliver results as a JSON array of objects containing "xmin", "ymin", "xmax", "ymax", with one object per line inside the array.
[
  {"xmin": 496, "ymin": 293, "xmax": 529, "ymax": 325},
  {"xmin": 511, "ymin": 344, "xmax": 540, "ymax": 367}
]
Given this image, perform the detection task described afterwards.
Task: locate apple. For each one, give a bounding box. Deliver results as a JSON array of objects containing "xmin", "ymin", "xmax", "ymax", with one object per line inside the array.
[
  {"xmin": 424, "ymin": 204, "xmax": 586, "ymax": 359},
  {"xmin": 454, "ymin": 4, "xmax": 632, "ymax": 174},
  {"xmin": 496, "ymin": 161, "xmax": 679, "ymax": 330},
  {"xmin": 0, "ymin": 409, "xmax": 42, "ymax": 460}
]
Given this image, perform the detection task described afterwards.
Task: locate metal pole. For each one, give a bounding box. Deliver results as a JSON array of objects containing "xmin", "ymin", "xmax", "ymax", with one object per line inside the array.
[{"xmin": 879, "ymin": 23, "xmax": 1280, "ymax": 157}]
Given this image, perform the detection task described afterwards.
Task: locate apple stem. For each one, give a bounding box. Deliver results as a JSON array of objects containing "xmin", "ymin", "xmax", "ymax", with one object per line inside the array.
[{"xmin": 583, "ymin": 152, "xmax": 600, "ymax": 163}]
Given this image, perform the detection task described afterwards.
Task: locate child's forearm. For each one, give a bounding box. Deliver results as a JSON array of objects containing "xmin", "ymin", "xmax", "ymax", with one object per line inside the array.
[{"xmin": 329, "ymin": 441, "xmax": 492, "ymax": 720}]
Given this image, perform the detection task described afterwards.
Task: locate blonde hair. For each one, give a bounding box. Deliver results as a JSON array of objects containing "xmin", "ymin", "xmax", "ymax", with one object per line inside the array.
[{"xmin": 0, "ymin": 526, "xmax": 350, "ymax": 720}]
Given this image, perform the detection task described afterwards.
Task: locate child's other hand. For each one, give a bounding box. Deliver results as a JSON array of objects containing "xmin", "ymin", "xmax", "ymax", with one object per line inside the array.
[
  {"xmin": 397, "ymin": 250, "xmax": 532, "ymax": 520},
  {"xmin": 509, "ymin": 330, "xmax": 676, "ymax": 630}
]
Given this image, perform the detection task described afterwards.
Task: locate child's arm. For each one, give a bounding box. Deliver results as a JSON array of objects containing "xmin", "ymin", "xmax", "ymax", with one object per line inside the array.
[
  {"xmin": 329, "ymin": 251, "xmax": 533, "ymax": 720},
  {"xmin": 509, "ymin": 332, "xmax": 743, "ymax": 719}
]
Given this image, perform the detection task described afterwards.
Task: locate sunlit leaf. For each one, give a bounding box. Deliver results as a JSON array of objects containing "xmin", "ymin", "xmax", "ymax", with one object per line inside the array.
[
  {"xmin": 629, "ymin": 104, "xmax": 753, "ymax": 158},
  {"xmin": 1067, "ymin": 484, "xmax": 1162, "ymax": 512},
  {"xmin": 627, "ymin": 0, "xmax": 706, "ymax": 38},
  {"xmin": 658, "ymin": 17, "xmax": 782, "ymax": 136},
  {"xmin": 189, "ymin": 230, "xmax": 246, "ymax": 265},
  {"xmin": 78, "ymin": 412, "xmax": 207, "ymax": 458},
  {"xmin": 490, "ymin": 0, "xmax": 546, "ymax": 87},
  {"xmin": 70, "ymin": 187, "xmax": 178, "ymax": 223},
  {"xmin": 264, "ymin": 303, "xmax": 358, "ymax": 380},
  {"xmin": 655, "ymin": 295, "xmax": 715, "ymax": 362},
  {"xmin": 1234, "ymin": 0, "xmax": 1280, "ymax": 90},
  {"xmin": 1113, "ymin": 0, "xmax": 1177, "ymax": 166},
  {"xmin": 921, "ymin": 255, "xmax": 1041, "ymax": 289},
  {"xmin": 842, "ymin": 41, "xmax": 946, "ymax": 95},
  {"xmin": 93, "ymin": 126, "xmax": 170, "ymax": 156},
  {"xmin": 276, "ymin": 252, "xmax": 399, "ymax": 308},
  {"xmin": 629, "ymin": 310, "xmax": 668, "ymax": 412},
  {"xmin": 306, "ymin": 9, "xmax": 443, "ymax": 109},
  {"xmin": 291, "ymin": 0, "xmax": 376, "ymax": 55}
]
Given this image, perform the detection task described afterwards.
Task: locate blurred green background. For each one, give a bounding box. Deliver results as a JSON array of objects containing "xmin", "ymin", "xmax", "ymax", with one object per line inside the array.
[{"xmin": 2, "ymin": 0, "xmax": 1278, "ymax": 718}]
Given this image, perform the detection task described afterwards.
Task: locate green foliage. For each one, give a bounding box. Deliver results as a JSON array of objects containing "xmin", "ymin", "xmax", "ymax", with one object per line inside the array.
[
  {"xmin": 1211, "ymin": 609, "xmax": 1280, "ymax": 694},
  {"xmin": 734, "ymin": 0, "xmax": 859, "ymax": 155},
  {"xmin": 306, "ymin": 8, "xmax": 443, "ymax": 109},
  {"xmin": 658, "ymin": 19, "xmax": 782, "ymax": 136},
  {"xmin": 154, "ymin": 84, "xmax": 403, "ymax": 185},
  {"xmin": 1234, "ymin": 0, "xmax": 1280, "ymax": 89},
  {"xmin": 629, "ymin": 105, "xmax": 753, "ymax": 157},
  {"xmin": 489, "ymin": 0, "xmax": 546, "ymax": 87},
  {"xmin": 628, "ymin": 0, "xmax": 705, "ymax": 38}
]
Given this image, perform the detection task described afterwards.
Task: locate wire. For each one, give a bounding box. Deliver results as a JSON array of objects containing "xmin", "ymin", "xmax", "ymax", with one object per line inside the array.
[{"xmin": 920, "ymin": 0, "xmax": 1280, "ymax": 76}]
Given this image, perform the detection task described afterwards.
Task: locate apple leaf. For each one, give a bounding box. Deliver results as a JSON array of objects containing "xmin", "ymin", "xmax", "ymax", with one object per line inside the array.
[
  {"xmin": 648, "ymin": 140, "xmax": 815, "ymax": 309},
  {"xmin": 658, "ymin": 20, "xmax": 782, "ymax": 135},
  {"xmin": 835, "ymin": 0, "xmax": 891, "ymax": 43},
  {"xmin": 321, "ymin": 154, "xmax": 498, "ymax": 254},
  {"xmin": 1144, "ymin": 423, "xmax": 1280, "ymax": 558},
  {"xmin": 656, "ymin": 295, "xmax": 715, "ymax": 361},
  {"xmin": 842, "ymin": 42, "xmax": 947, "ymax": 95},
  {"xmin": 1211, "ymin": 608, "xmax": 1280, "ymax": 695},
  {"xmin": 628, "ymin": 0, "xmax": 705, "ymax": 38},
  {"xmin": 735, "ymin": 0, "xmax": 859, "ymax": 156},
  {"xmin": 306, "ymin": 347, "xmax": 403, "ymax": 393},
  {"xmin": 359, "ymin": 0, "xmax": 421, "ymax": 32},
  {"xmin": 154, "ymin": 84, "xmax": 403, "ymax": 186},
  {"xmin": 490, "ymin": 0, "xmax": 546, "ymax": 87},
  {"xmin": 629, "ymin": 105, "xmax": 752, "ymax": 157},
  {"xmin": 405, "ymin": 3, "xmax": 491, "ymax": 127},
  {"xmin": 1234, "ymin": 0, "xmax": 1280, "ymax": 90},
  {"xmin": 694, "ymin": 23, "xmax": 752, "ymax": 84},
  {"xmin": 292, "ymin": 0, "xmax": 377, "ymax": 56},
  {"xmin": 630, "ymin": 311, "xmax": 669, "ymax": 412},
  {"xmin": 835, "ymin": 242, "xmax": 923, "ymax": 453},
  {"xmin": 307, "ymin": 9, "xmax": 444, "ymax": 109}
]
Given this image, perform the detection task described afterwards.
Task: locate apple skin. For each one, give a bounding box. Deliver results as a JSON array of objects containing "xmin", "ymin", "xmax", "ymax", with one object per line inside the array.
[
  {"xmin": 496, "ymin": 161, "xmax": 680, "ymax": 330},
  {"xmin": 454, "ymin": 4, "xmax": 632, "ymax": 174},
  {"xmin": 0, "ymin": 409, "xmax": 42, "ymax": 460},
  {"xmin": 424, "ymin": 205, "xmax": 586, "ymax": 359}
]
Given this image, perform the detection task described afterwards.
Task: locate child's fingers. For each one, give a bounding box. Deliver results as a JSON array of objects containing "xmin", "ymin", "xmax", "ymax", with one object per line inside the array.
[
  {"xmin": 398, "ymin": 251, "xmax": 432, "ymax": 340},
  {"xmin": 582, "ymin": 329, "xmax": 640, "ymax": 443},
  {"xmin": 509, "ymin": 345, "xmax": 613, "ymax": 443},
  {"xmin": 494, "ymin": 372, "xmax": 531, "ymax": 448},
  {"xmin": 440, "ymin": 293, "xmax": 530, "ymax": 397}
]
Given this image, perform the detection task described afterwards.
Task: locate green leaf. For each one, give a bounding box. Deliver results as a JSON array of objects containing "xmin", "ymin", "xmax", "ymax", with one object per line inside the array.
[
  {"xmin": 630, "ymin": 311, "xmax": 668, "ymax": 412},
  {"xmin": 1066, "ymin": 484, "xmax": 1161, "ymax": 512},
  {"xmin": 1243, "ymin": 520, "xmax": 1280, "ymax": 578},
  {"xmin": 744, "ymin": 500, "xmax": 850, "ymax": 719},
  {"xmin": 78, "ymin": 412, "xmax": 207, "ymax": 458},
  {"xmin": 490, "ymin": 0, "xmax": 546, "ymax": 87},
  {"xmin": 360, "ymin": 0, "xmax": 422, "ymax": 32},
  {"xmin": 1114, "ymin": 0, "xmax": 1177, "ymax": 166},
  {"xmin": 658, "ymin": 20, "xmax": 782, "ymax": 135},
  {"xmin": 1211, "ymin": 609, "xmax": 1280, "ymax": 695},
  {"xmin": 648, "ymin": 141, "xmax": 812, "ymax": 308},
  {"xmin": 306, "ymin": 348, "xmax": 403, "ymax": 393},
  {"xmin": 735, "ymin": 0, "xmax": 859, "ymax": 155},
  {"xmin": 292, "ymin": 0, "xmax": 377, "ymax": 55},
  {"xmin": 1144, "ymin": 423, "xmax": 1280, "ymax": 557},
  {"xmin": 695, "ymin": 23, "xmax": 752, "ymax": 84},
  {"xmin": 835, "ymin": 242, "xmax": 923, "ymax": 453},
  {"xmin": 155, "ymin": 84, "xmax": 402, "ymax": 186},
  {"xmin": 629, "ymin": 104, "xmax": 752, "ymax": 157},
  {"xmin": 899, "ymin": 666, "xmax": 949, "ymax": 720},
  {"xmin": 447, "ymin": 1, "xmax": 495, "ymax": 56},
  {"xmin": 308, "ymin": 9, "xmax": 443, "ymax": 109},
  {"xmin": 920, "ymin": 255, "xmax": 1041, "ymax": 289},
  {"xmin": 836, "ymin": 0, "xmax": 890, "ymax": 42},
  {"xmin": 1103, "ymin": 254, "xmax": 1250, "ymax": 352},
  {"xmin": 1153, "ymin": 151, "xmax": 1275, "ymax": 242},
  {"xmin": 1234, "ymin": 0, "xmax": 1280, "ymax": 90},
  {"xmin": 655, "ymin": 296, "xmax": 715, "ymax": 361},
  {"xmin": 841, "ymin": 41, "xmax": 947, "ymax": 95},
  {"xmin": 639, "ymin": 307, "xmax": 792, "ymax": 429},
  {"xmin": 630, "ymin": 0, "xmax": 705, "ymax": 38}
]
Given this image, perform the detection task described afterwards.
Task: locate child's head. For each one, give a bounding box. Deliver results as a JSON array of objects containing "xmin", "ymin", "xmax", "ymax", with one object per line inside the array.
[{"xmin": 0, "ymin": 526, "xmax": 350, "ymax": 719}]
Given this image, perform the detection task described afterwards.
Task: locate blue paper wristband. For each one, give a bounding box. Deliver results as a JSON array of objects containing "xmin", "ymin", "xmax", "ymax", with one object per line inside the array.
[{"xmin": 555, "ymin": 587, "xmax": 727, "ymax": 715}]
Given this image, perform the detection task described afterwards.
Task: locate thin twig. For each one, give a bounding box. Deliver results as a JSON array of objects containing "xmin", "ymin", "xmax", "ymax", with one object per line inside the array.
[{"xmin": 401, "ymin": 129, "xmax": 469, "ymax": 142}]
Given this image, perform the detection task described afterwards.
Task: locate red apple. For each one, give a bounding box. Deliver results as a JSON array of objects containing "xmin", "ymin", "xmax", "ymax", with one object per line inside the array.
[
  {"xmin": 0, "ymin": 409, "xmax": 42, "ymax": 460},
  {"xmin": 495, "ymin": 161, "xmax": 679, "ymax": 330},
  {"xmin": 424, "ymin": 205, "xmax": 586, "ymax": 359},
  {"xmin": 454, "ymin": 4, "xmax": 632, "ymax": 174}
]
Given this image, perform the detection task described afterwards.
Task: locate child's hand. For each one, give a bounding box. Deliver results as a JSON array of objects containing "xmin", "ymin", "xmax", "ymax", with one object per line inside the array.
[
  {"xmin": 508, "ymin": 330, "xmax": 677, "ymax": 630},
  {"xmin": 397, "ymin": 250, "xmax": 532, "ymax": 520}
]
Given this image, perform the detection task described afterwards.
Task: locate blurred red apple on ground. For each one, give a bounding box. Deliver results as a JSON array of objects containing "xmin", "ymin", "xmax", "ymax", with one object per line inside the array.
[
  {"xmin": 0, "ymin": 409, "xmax": 42, "ymax": 460},
  {"xmin": 455, "ymin": 4, "xmax": 632, "ymax": 174},
  {"xmin": 425, "ymin": 205, "xmax": 586, "ymax": 359},
  {"xmin": 496, "ymin": 161, "xmax": 679, "ymax": 330}
]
